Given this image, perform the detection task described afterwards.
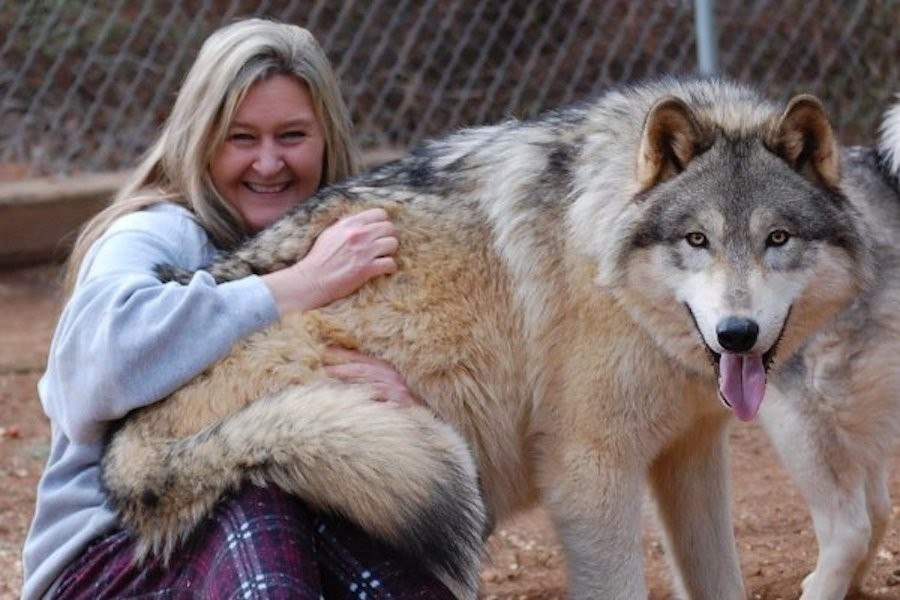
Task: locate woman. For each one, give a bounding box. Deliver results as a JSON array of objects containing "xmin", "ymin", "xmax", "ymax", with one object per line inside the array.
[{"xmin": 22, "ymin": 18, "xmax": 453, "ymax": 599}]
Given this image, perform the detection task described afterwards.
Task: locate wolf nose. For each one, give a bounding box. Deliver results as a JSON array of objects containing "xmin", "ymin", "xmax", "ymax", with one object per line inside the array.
[{"xmin": 716, "ymin": 316, "xmax": 759, "ymax": 353}]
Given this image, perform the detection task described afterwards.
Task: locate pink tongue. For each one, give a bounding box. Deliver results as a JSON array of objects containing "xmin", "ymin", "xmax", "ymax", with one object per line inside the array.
[{"xmin": 718, "ymin": 353, "xmax": 766, "ymax": 422}]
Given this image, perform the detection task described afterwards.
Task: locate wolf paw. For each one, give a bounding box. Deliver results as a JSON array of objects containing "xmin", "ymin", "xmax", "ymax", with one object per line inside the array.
[
  {"xmin": 800, "ymin": 570, "xmax": 816, "ymax": 596},
  {"xmin": 800, "ymin": 568, "xmax": 859, "ymax": 600}
]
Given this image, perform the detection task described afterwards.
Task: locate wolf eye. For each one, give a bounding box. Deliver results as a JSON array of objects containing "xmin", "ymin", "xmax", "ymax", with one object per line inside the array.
[
  {"xmin": 766, "ymin": 230, "xmax": 790, "ymax": 247},
  {"xmin": 685, "ymin": 232, "xmax": 708, "ymax": 248}
]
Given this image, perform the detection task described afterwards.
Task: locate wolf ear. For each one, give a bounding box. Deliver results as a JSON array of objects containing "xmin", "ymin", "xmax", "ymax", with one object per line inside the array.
[
  {"xmin": 637, "ymin": 96, "xmax": 711, "ymax": 191},
  {"xmin": 767, "ymin": 94, "xmax": 841, "ymax": 190}
]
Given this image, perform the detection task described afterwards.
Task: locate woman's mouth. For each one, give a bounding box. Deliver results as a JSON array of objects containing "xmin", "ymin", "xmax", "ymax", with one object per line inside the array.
[{"xmin": 244, "ymin": 181, "xmax": 292, "ymax": 194}]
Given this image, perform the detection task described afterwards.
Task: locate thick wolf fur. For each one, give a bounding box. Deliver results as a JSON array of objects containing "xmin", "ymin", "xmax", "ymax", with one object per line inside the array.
[
  {"xmin": 761, "ymin": 97, "xmax": 900, "ymax": 600},
  {"xmin": 101, "ymin": 79, "xmax": 871, "ymax": 599}
]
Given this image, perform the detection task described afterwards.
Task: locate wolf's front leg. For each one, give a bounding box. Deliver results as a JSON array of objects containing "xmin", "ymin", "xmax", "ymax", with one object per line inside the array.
[
  {"xmin": 648, "ymin": 413, "xmax": 744, "ymax": 600},
  {"xmin": 854, "ymin": 463, "xmax": 891, "ymax": 591},
  {"xmin": 759, "ymin": 391, "xmax": 874, "ymax": 600},
  {"xmin": 541, "ymin": 443, "xmax": 648, "ymax": 599},
  {"xmin": 799, "ymin": 477, "xmax": 872, "ymax": 600},
  {"xmin": 800, "ymin": 462, "xmax": 896, "ymax": 600}
]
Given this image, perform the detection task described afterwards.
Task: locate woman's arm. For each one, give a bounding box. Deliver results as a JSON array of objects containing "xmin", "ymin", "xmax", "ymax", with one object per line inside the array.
[{"xmin": 43, "ymin": 206, "xmax": 279, "ymax": 444}]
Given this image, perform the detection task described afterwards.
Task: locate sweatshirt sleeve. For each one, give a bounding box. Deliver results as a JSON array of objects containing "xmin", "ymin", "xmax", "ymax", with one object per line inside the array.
[{"xmin": 40, "ymin": 205, "xmax": 281, "ymax": 444}]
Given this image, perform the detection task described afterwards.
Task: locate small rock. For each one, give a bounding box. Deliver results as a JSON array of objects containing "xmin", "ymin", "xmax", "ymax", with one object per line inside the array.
[{"xmin": 1, "ymin": 425, "xmax": 22, "ymax": 439}]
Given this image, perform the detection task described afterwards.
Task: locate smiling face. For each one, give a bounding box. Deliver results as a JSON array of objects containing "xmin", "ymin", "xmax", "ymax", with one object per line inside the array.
[{"xmin": 210, "ymin": 74, "xmax": 326, "ymax": 232}]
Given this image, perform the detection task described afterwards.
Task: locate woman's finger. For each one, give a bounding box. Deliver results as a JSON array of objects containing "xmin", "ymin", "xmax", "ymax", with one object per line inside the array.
[
  {"xmin": 323, "ymin": 362, "xmax": 373, "ymax": 382},
  {"xmin": 323, "ymin": 346, "xmax": 380, "ymax": 365},
  {"xmin": 371, "ymin": 236, "xmax": 399, "ymax": 258},
  {"xmin": 347, "ymin": 207, "xmax": 389, "ymax": 225}
]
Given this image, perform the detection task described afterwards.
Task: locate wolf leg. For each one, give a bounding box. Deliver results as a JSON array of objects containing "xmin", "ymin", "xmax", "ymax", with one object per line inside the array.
[
  {"xmin": 648, "ymin": 413, "xmax": 744, "ymax": 600},
  {"xmin": 848, "ymin": 463, "xmax": 891, "ymax": 593},
  {"xmin": 799, "ymin": 481, "xmax": 871, "ymax": 600},
  {"xmin": 541, "ymin": 444, "xmax": 648, "ymax": 599},
  {"xmin": 760, "ymin": 393, "xmax": 868, "ymax": 600},
  {"xmin": 102, "ymin": 382, "xmax": 485, "ymax": 599}
]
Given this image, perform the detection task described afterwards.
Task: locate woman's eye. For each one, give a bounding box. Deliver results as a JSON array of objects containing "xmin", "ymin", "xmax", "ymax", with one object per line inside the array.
[
  {"xmin": 282, "ymin": 130, "xmax": 307, "ymax": 140},
  {"xmin": 766, "ymin": 230, "xmax": 791, "ymax": 247},
  {"xmin": 229, "ymin": 132, "xmax": 254, "ymax": 142},
  {"xmin": 685, "ymin": 232, "xmax": 708, "ymax": 248}
]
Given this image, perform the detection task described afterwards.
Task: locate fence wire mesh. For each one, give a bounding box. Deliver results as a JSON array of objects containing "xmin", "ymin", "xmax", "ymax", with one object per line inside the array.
[{"xmin": 1, "ymin": 0, "xmax": 898, "ymax": 177}]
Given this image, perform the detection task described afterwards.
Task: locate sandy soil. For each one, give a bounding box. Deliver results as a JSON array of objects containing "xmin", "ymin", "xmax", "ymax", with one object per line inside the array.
[{"xmin": 1, "ymin": 264, "xmax": 898, "ymax": 599}]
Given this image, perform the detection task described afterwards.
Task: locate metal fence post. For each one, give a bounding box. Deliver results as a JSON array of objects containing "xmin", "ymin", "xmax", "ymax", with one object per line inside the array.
[{"xmin": 694, "ymin": 0, "xmax": 719, "ymax": 76}]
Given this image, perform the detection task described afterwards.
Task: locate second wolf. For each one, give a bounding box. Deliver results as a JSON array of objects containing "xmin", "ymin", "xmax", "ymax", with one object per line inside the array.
[
  {"xmin": 101, "ymin": 79, "xmax": 870, "ymax": 599},
  {"xmin": 761, "ymin": 98, "xmax": 900, "ymax": 600}
]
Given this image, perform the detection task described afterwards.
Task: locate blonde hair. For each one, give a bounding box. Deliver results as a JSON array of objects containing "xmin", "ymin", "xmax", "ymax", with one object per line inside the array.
[{"xmin": 63, "ymin": 18, "xmax": 360, "ymax": 296}]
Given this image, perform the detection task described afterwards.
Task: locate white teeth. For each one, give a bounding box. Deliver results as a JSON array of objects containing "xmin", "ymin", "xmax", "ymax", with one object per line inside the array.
[{"xmin": 245, "ymin": 182, "xmax": 290, "ymax": 193}]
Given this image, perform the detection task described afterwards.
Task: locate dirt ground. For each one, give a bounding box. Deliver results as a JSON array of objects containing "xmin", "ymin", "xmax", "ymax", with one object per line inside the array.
[{"xmin": 1, "ymin": 264, "xmax": 898, "ymax": 599}]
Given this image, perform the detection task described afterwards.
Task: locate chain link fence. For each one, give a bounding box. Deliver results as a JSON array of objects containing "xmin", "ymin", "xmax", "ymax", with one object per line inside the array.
[{"xmin": 1, "ymin": 0, "xmax": 898, "ymax": 178}]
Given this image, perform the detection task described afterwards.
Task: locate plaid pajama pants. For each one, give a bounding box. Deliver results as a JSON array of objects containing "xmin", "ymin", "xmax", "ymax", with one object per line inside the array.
[{"xmin": 52, "ymin": 484, "xmax": 455, "ymax": 599}]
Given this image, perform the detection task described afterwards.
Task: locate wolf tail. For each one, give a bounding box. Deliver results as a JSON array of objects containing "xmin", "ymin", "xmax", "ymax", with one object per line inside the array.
[
  {"xmin": 102, "ymin": 383, "xmax": 486, "ymax": 599},
  {"xmin": 878, "ymin": 94, "xmax": 900, "ymax": 181}
]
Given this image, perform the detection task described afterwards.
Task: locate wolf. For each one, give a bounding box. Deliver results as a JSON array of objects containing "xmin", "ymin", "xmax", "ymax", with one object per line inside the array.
[
  {"xmin": 760, "ymin": 97, "xmax": 900, "ymax": 600},
  {"xmin": 101, "ymin": 79, "xmax": 871, "ymax": 599}
]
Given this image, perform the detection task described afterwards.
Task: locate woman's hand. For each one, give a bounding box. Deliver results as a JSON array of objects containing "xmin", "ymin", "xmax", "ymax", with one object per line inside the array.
[
  {"xmin": 323, "ymin": 347, "xmax": 421, "ymax": 408},
  {"xmin": 263, "ymin": 208, "xmax": 399, "ymax": 315}
]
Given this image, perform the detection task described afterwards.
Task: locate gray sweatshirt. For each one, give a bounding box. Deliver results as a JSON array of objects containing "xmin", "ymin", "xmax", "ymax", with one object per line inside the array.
[{"xmin": 22, "ymin": 203, "xmax": 280, "ymax": 599}]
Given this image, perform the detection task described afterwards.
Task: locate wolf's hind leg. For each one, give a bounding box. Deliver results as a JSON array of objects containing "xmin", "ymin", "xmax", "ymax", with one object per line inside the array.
[
  {"xmin": 648, "ymin": 414, "xmax": 744, "ymax": 600},
  {"xmin": 102, "ymin": 383, "xmax": 486, "ymax": 599}
]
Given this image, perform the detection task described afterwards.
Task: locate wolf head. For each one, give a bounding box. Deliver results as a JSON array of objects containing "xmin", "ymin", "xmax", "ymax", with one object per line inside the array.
[{"xmin": 611, "ymin": 90, "xmax": 872, "ymax": 421}]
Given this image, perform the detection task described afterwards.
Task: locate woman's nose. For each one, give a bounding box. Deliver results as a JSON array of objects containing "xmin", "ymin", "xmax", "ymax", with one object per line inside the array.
[{"xmin": 252, "ymin": 140, "xmax": 284, "ymax": 176}]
